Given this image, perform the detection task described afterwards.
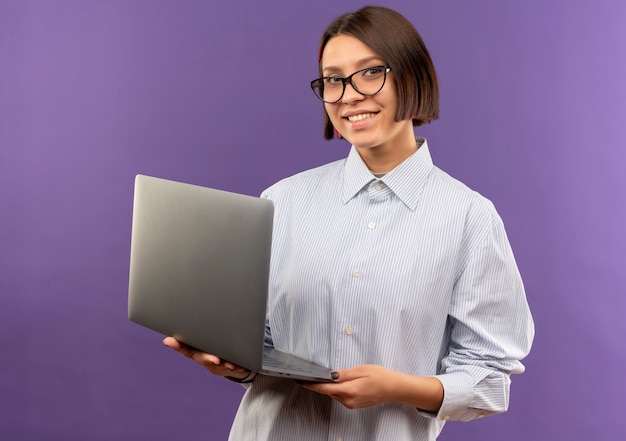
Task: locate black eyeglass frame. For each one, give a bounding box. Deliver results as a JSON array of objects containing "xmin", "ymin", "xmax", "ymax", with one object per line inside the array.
[{"xmin": 310, "ymin": 66, "xmax": 392, "ymax": 104}]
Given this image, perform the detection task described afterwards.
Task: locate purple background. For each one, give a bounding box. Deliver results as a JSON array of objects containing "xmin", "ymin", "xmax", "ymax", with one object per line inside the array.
[{"xmin": 1, "ymin": 1, "xmax": 624, "ymax": 440}]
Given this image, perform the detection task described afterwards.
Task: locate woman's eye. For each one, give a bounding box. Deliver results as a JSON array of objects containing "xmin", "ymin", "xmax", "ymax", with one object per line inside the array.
[
  {"xmin": 363, "ymin": 67, "xmax": 385, "ymax": 77},
  {"xmin": 325, "ymin": 77, "xmax": 343, "ymax": 86}
]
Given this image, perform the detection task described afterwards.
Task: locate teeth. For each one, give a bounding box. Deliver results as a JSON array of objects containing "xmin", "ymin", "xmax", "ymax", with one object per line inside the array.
[{"xmin": 347, "ymin": 113, "xmax": 375, "ymax": 122}]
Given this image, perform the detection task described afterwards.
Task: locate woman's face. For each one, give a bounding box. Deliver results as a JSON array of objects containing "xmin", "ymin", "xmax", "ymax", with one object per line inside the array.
[{"xmin": 320, "ymin": 34, "xmax": 415, "ymax": 158}]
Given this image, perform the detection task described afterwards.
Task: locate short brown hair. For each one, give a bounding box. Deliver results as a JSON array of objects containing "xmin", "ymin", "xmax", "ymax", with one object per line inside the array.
[{"xmin": 318, "ymin": 6, "xmax": 439, "ymax": 140}]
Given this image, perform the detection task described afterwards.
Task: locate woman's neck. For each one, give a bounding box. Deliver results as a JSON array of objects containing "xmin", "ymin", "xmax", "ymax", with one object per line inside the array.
[{"xmin": 356, "ymin": 134, "xmax": 420, "ymax": 174}]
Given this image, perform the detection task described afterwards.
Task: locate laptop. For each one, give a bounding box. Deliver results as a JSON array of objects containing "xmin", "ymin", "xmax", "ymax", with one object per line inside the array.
[{"xmin": 128, "ymin": 174, "xmax": 332, "ymax": 382}]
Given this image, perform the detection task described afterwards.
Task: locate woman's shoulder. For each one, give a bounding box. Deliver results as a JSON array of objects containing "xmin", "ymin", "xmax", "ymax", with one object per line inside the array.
[
  {"xmin": 428, "ymin": 166, "xmax": 499, "ymax": 219},
  {"xmin": 261, "ymin": 158, "xmax": 347, "ymax": 199}
]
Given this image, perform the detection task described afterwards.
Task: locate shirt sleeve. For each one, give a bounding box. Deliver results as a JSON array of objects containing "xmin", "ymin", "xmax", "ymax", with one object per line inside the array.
[
  {"xmin": 431, "ymin": 200, "xmax": 534, "ymax": 421},
  {"xmin": 264, "ymin": 317, "xmax": 274, "ymax": 347}
]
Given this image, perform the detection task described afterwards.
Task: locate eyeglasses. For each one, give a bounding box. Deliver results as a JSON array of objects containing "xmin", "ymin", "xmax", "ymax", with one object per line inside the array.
[{"xmin": 310, "ymin": 66, "xmax": 392, "ymax": 104}]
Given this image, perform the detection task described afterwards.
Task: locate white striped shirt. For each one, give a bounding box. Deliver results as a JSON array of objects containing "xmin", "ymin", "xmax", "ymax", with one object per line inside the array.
[{"xmin": 228, "ymin": 139, "xmax": 534, "ymax": 441}]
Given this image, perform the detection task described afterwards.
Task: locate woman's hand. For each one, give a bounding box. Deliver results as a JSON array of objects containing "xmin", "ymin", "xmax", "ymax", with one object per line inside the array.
[
  {"xmin": 302, "ymin": 365, "xmax": 443, "ymax": 412},
  {"xmin": 163, "ymin": 337, "xmax": 251, "ymax": 380}
]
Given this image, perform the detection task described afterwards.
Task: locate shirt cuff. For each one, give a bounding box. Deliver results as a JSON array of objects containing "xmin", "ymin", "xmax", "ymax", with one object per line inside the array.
[{"xmin": 432, "ymin": 371, "xmax": 474, "ymax": 421}]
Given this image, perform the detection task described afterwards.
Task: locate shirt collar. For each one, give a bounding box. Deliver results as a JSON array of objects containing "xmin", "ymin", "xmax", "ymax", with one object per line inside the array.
[{"xmin": 342, "ymin": 137, "xmax": 434, "ymax": 211}]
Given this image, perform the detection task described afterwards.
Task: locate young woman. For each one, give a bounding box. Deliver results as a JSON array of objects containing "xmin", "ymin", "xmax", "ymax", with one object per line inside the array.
[{"xmin": 164, "ymin": 6, "xmax": 534, "ymax": 440}]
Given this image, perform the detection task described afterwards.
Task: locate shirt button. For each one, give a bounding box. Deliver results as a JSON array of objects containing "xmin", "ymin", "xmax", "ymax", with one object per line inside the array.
[
  {"xmin": 478, "ymin": 414, "xmax": 485, "ymax": 418},
  {"xmin": 443, "ymin": 416, "xmax": 450, "ymax": 421},
  {"xmin": 367, "ymin": 222, "xmax": 376, "ymax": 230},
  {"xmin": 345, "ymin": 327, "xmax": 353, "ymax": 335},
  {"xmin": 352, "ymin": 271, "xmax": 361, "ymax": 278},
  {"xmin": 375, "ymin": 183, "xmax": 383, "ymax": 190}
]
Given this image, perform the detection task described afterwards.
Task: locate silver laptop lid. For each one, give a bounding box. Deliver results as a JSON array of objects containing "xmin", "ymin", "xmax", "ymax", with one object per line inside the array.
[{"xmin": 128, "ymin": 174, "xmax": 274, "ymax": 372}]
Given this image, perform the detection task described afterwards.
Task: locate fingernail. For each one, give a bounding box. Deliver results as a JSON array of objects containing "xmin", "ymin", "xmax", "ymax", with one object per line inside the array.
[{"xmin": 331, "ymin": 371, "xmax": 339, "ymax": 380}]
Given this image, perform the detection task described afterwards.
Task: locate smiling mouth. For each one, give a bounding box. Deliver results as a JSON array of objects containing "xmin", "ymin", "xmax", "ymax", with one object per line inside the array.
[{"xmin": 345, "ymin": 112, "xmax": 377, "ymax": 122}]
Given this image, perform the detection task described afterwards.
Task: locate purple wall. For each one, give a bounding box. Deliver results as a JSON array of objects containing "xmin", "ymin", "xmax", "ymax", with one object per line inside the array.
[{"xmin": 1, "ymin": 1, "xmax": 624, "ymax": 440}]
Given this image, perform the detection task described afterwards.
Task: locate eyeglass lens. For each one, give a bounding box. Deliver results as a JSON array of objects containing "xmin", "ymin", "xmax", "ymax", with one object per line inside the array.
[{"xmin": 311, "ymin": 66, "xmax": 388, "ymax": 103}]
